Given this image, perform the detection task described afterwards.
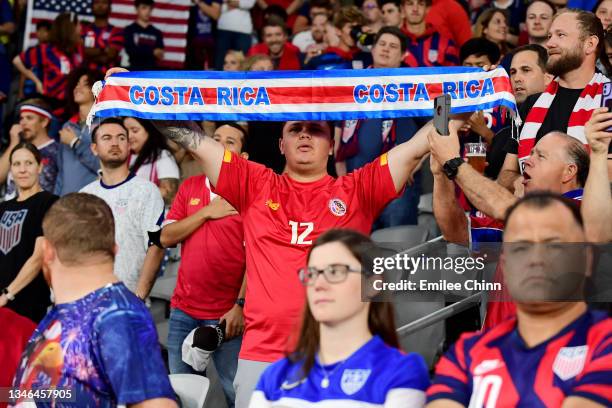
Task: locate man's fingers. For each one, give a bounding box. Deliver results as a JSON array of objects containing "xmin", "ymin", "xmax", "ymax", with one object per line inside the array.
[{"xmin": 105, "ymin": 67, "xmax": 129, "ymax": 80}]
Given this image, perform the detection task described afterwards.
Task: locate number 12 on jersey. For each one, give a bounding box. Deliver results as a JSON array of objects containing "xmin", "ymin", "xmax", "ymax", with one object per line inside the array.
[{"xmin": 289, "ymin": 221, "xmax": 314, "ymax": 245}]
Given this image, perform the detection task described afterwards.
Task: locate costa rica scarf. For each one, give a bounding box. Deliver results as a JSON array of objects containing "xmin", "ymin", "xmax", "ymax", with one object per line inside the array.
[{"xmin": 90, "ymin": 67, "xmax": 517, "ymax": 124}]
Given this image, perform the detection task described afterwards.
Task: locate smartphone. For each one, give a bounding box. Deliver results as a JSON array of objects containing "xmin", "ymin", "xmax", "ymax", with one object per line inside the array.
[
  {"xmin": 433, "ymin": 94, "xmax": 451, "ymax": 136},
  {"xmin": 601, "ymin": 82, "xmax": 612, "ymax": 131}
]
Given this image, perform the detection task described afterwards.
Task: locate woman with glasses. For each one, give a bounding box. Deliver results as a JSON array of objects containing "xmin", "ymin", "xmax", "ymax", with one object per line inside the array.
[{"xmin": 249, "ymin": 229, "xmax": 429, "ymax": 407}]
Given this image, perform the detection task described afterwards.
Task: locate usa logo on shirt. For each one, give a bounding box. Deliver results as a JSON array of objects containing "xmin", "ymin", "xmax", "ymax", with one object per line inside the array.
[
  {"xmin": 0, "ymin": 209, "xmax": 28, "ymax": 255},
  {"xmin": 553, "ymin": 345, "xmax": 588, "ymax": 381},
  {"xmin": 340, "ymin": 369, "xmax": 371, "ymax": 395},
  {"xmin": 328, "ymin": 198, "xmax": 347, "ymax": 217}
]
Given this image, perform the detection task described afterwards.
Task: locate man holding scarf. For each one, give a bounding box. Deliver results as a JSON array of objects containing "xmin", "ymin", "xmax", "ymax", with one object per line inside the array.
[{"xmin": 499, "ymin": 8, "xmax": 612, "ymax": 190}]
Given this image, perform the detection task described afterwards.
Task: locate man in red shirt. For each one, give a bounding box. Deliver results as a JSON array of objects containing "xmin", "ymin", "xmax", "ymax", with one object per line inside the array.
[
  {"xmin": 248, "ymin": 17, "xmax": 301, "ymax": 70},
  {"xmin": 154, "ymin": 117, "xmax": 430, "ymax": 407},
  {"xmin": 160, "ymin": 122, "xmax": 248, "ymax": 408},
  {"xmin": 426, "ymin": 0, "xmax": 471, "ymax": 47}
]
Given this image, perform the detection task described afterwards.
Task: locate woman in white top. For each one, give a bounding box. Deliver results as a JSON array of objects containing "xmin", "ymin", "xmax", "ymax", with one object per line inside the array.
[
  {"xmin": 123, "ymin": 117, "xmax": 180, "ymax": 205},
  {"xmin": 214, "ymin": 0, "xmax": 256, "ymax": 70},
  {"xmin": 250, "ymin": 229, "xmax": 430, "ymax": 407}
]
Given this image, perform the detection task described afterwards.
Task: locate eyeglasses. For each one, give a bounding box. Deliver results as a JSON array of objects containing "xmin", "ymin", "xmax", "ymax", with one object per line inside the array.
[{"xmin": 298, "ymin": 264, "xmax": 361, "ymax": 285}]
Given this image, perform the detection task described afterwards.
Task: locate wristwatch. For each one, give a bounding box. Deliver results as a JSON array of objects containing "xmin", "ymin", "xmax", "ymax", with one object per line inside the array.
[
  {"xmin": 235, "ymin": 298, "xmax": 245, "ymax": 307},
  {"xmin": 443, "ymin": 157, "xmax": 465, "ymax": 180},
  {"xmin": 1, "ymin": 287, "xmax": 15, "ymax": 301}
]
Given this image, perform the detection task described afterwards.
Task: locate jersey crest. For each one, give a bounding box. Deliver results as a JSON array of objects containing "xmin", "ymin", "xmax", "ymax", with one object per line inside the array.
[
  {"xmin": 341, "ymin": 369, "xmax": 371, "ymax": 395},
  {"xmin": 328, "ymin": 198, "xmax": 347, "ymax": 217},
  {"xmin": 553, "ymin": 345, "xmax": 588, "ymax": 381},
  {"xmin": 0, "ymin": 209, "xmax": 28, "ymax": 254}
]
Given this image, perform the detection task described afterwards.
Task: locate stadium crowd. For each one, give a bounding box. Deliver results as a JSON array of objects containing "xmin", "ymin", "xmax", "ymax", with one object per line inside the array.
[{"xmin": 0, "ymin": 0, "xmax": 611, "ymax": 406}]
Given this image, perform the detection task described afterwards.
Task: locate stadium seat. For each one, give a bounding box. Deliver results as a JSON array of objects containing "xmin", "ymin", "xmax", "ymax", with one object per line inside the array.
[
  {"xmin": 371, "ymin": 225, "xmax": 430, "ymax": 251},
  {"xmin": 169, "ymin": 374, "xmax": 210, "ymax": 408}
]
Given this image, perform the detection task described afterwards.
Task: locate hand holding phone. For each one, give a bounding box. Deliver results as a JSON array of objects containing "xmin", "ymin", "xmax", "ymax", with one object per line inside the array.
[{"xmin": 433, "ymin": 94, "xmax": 451, "ymax": 136}]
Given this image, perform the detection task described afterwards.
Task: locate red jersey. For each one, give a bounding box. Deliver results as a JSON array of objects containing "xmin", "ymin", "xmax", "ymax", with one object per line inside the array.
[
  {"xmin": 164, "ymin": 175, "xmax": 245, "ymax": 320},
  {"xmin": 247, "ymin": 42, "xmax": 302, "ymax": 70},
  {"xmin": 428, "ymin": 310, "xmax": 612, "ymax": 407},
  {"xmin": 214, "ymin": 151, "xmax": 399, "ymax": 361}
]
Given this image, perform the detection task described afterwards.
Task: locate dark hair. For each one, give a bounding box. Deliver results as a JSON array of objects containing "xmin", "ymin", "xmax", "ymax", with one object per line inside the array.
[
  {"xmin": 290, "ymin": 229, "xmax": 400, "ymax": 380},
  {"xmin": 511, "ymin": 43, "xmax": 548, "ymax": 71},
  {"xmin": 374, "ymin": 26, "xmax": 408, "ymax": 53},
  {"xmin": 92, "ymin": 117, "xmax": 128, "ymax": 143},
  {"xmin": 36, "ymin": 20, "xmax": 52, "ymax": 31},
  {"xmin": 310, "ymin": 0, "xmax": 334, "ymax": 15},
  {"xmin": 262, "ymin": 14, "xmax": 288, "ymax": 36},
  {"xmin": 50, "ymin": 12, "xmax": 79, "ymax": 56},
  {"xmin": 460, "ymin": 37, "xmax": 501, "ymax": 64},
  {"xmin": 378, "ymin": 0, "xmax": 401, "ymax": 8},
  {"xmin": 527, "ymin": 0, "xmax": 556, "ymax": 14},
  {"xmin": 215, "ymin": 122, "xmax": 249, "ymax": 152},
  {"xmin": 9, "ymin": 142, "xmax": 42, "ymax": 165},
  {"xmin": 606, "ymin": 26, "xmax": 612, "ymax": 47},
  {"xmin": 556, "ymin": 8, "xmax": 612, "ymax": 74},
  {"xmin": 124, "ymin": 117, "xmax": 171, "ymax": 173},
  {"xmin": 135, "ymin": 0, "xmax": 154, "ymax": 6},
  {"xmin": 593, "ymin": 0, "xmax": 608, "ymax": 13},
  {"xmin": 264, "ymin": 5, "xmax": 288, "ymax": 22},
  {"xmin": 65, "ymin": 67, "xmax": 104, "ymax": 119},
  {"xmin": 504, "ymin": 191, "xmax": 584, "ymax": 229}
]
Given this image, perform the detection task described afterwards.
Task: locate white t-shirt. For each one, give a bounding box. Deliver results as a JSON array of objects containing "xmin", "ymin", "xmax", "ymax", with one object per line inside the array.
[
  {"xmin": 80, "ymin": 174, "xmax": 165, "ymax": 292},
  {"xmin": 130, "ymin": 149, "xmax": 180, "ymax": 185},
  {"xmin": 292, "ymin": 31, "xmax": 315, "ymax": 53},
  {"xmin": 218, "ymin": 0, "xmax": 256, "ymax": 34}
]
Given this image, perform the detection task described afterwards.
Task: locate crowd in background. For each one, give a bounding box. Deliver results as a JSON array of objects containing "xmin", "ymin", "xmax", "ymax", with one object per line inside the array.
[{"xmin": 0, "ymin": 0, "xmax": 611, "ymax": 407}]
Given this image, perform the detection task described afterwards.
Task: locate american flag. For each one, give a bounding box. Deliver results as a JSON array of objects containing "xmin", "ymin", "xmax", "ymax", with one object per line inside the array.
[{"xmin": 23, "ymin": 0, "xmax": 191, "ymax": 68}]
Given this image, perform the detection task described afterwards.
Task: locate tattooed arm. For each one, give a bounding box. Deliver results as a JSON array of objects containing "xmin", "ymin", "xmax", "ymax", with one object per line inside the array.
[{"xmin": 154, "ymin": 121, "xmax": 225, "ymax": 186}]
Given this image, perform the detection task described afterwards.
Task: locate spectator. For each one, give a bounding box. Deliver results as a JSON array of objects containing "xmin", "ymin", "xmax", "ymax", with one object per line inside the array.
[
  {"xmin": 251, "ymin": 229, "xmax": 430, "ymax": 407},
  {"xmin": 54, "ymin": 68, "xmax": 102, "ymax": 196},
  {"xmin": 255, "ymin": 0, "xmax": 305, "ymax": 32},
  {"xmin": 509, "ymin": 44, "xmax": 552, "ymax": 105},
  {"xmin": 161, "ymin": 123, "xmax": 248, "ymax": 408},
  {"xmin": 247, "ymin": 16, "xmax": 302, "ymax": 70},
  {"xmin": 80, "ymin": 118, "xmax": 165, "ymax": 299},
  {"xmin": 336, "ymin": 27, "xmax": 425, "ymax": 228},
  {"xmin": 0, "ymin": 143, "xmax": 56, "ymax": 322},
  {"xmin": 186, "ymin": 0, "xmax": 221, "ymax": 69},
  {"xmin": 124, "ymin": 117, "xmax": 180, "ymax": 206},
  {"xmin": 380, "ymin": 0, "xmax": 403, "ymax": 28},
  {"xmin": 428, "ymin": 125, "xmax": 590, "ymax": 327},
  {"xmin": 459, "ymin": 37, "xmax": 501, "ymax": 67},
  {"xmin": 13, "ymin": 12, "xmax": 83, "ymax": 117},
  {"xmin": 0, "ymin": 101, "xmax": 58, "ymax": 201},
  {"xmin": 474, "ymin": 8, "xmax": 514, "ymax": 57},
  {"xmin": 498, "ymin": 9, "xmax": 612, "ymax": 191},
  {"xmin": 361, "ymin": 0, "xmax": 384, "ymax": 33},
  {"xmin": 305, "ymin": 6, "xmax": 371, "ymax": 70},
  {"xmin": 293, "ymin": 13, "xmax": 328, "ymax": 53},
  {"xmin": 241, "ymin": 54, "xmax": 274, "ymax": 71},
  {"xmin": 525, "ymin": 0, "xmax": 555, "ymax": 45},
  {"xmin": 583, "ymin": 108, "xmax": 612, "ymax": 241},
  {"xmin": 426, "ymin": 0, "xmax": 472, "ymax": 46},
  {"xmin": 11, "ymin": 193, "xmax": 177, "ymax": 407},
  {"xmin": 81, "ymin": 0, "xmax": 124, "ymax": 74},
  {"xmin": 123, "ymin": 0, "xmax": 165, "ymax": 70},
  {"xmin": 224, "ymin": 49, "xmax": 245, "ymax": 71},
  {"xmin": 153, "ymin": 113, "xmax": 431, "ymax": 407},
  {"xmin": 482, "ymin": 0, "xmax": 526, "ymax": 44},
  {"xmin": 214, "ymin": 0, "xmax": 256, "ymax": 70},
  {"xmin": 401, "ymin": 0, "xmax": 459, "ymax": 67},
  {"xmin": 594, "ymin": 0, "xmax": 612, "ymax": 29},
  {"xmin": 426, "ymin": 193, "xmax": 612, "ymax": 408},
  {"xmin": 483, "ymin": 44, "xmax": 551, "ymax": 178},
  {"xmin": 18, "ymin": 21, "xmax": 50, "ymax": 100}
]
